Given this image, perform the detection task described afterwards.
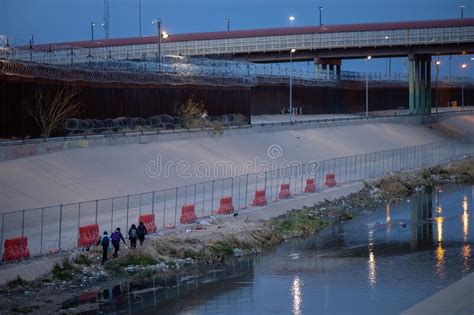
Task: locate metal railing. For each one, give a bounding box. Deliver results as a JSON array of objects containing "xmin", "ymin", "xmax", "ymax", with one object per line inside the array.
[
  {"xmin": 3, "ymin": 24, "xmax": 473, "ymax": 60},
  {"xmin": 0, "ymin": 138, "xmax": 472, "ymax": 260}
]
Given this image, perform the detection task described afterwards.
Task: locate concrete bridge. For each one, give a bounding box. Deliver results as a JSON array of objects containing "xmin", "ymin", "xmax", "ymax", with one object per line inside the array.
[{"xmin": 8, "ymin": 18, "xmax": 474, "ymax": 115}]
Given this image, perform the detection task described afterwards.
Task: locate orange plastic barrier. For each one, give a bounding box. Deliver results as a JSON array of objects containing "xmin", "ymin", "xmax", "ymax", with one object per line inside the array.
[
  {"xmin": 279, "ymin": 183, "xmax": 291, "ymax": 199},
  {"xmin": 324, "ymin": 173, "xmax": 337, "ymax": 187},
  {"xmin": 180, "ymin": 204, "xmax": 197, "ymax": 224},
  {"xmin": 78, "ymin": 224, "xmax": 100, "ymax": 248},
  {"xmin": 138, "ymin": 214, "xmax": 157, "ymax": 233},
  {"xmin": 216, "ymin": 196, "xmax": 234, "ymax": 215},
  {"xmin": 2, "ymin": 237, "xmax": 30, "ymax": 262},
  {"xmin": 252, "ymin": 190, "xmax": 267, "ymax": 206},
  {"xmin": 304, "ymin": 179, "xmax": 316, "ymax": 193}
]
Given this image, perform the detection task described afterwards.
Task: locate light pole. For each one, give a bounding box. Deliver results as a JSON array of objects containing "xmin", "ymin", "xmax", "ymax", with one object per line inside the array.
[
  {"xmin": 138, "ymin": 0, "xmax": 142, "ymax": 36},
  {"xmin": 29, "ymin": 34, "xmax": 34, "ymax": 62},
  {"xmin": 152, "ymin": 19, "xmax": 162, "ymax": 70},
  {"xmin": 91, "ymin": 22, "xmax": 95, "ymax": 41},
  {"xmin": 319, "ymin": 6, "xmax": 323, "ymax": 26},
  {"xmin": 461, "ymin": 63, "xmax": 467, "ymax": 109},
  {"xmin": 460, "ymin": 4, "xmax": 465, "ymax": 19},
  {"xmin": 435, "ymin": 59, "xmax": 441, "ymax": 114},
  {"xmin": 226, "ymin": 18, "xmax": 230, "ymax": 31},
  {"xmin": 289, "ymin": 48, "xmax": 296, "ymax": 123},
  {"xmin": 365, "ymin": 56, "xmax": 372, "ymax": 117}
]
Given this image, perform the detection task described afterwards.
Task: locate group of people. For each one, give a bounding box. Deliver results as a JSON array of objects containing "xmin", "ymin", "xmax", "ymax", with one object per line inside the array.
[{"xmin": 96, "ymin": 221, "xmax": 148, "ymax": 264}]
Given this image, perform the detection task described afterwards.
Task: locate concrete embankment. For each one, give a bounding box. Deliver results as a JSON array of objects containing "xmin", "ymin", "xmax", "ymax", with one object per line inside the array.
[{"xmin": 1, "ymin": 114, "xmax": 470, "ymax": 212}]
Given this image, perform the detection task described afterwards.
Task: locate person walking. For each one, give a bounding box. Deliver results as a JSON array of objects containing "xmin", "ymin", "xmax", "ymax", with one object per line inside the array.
[
  {"xmin": 111, "ymin": 227, "xmax": 126, "ymax": 258},
  {"xmin": 96, "ymin": 231, "xmax": 111, "ymax": 264},
  {"xmin": 128, "ymin": 224, "xmax": 138, "ymax": 248},
  {"xmin": 137, "ymin": 221, "xmax": 147, "ymax": 246}
]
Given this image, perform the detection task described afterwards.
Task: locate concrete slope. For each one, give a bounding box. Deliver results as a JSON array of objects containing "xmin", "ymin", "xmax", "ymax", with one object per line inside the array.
[
  {"xmin": 430, "ymin": 114, "xmax": 474, "ymax": 138},
  {"xmin": 0, "ymin": 122, "xmax": 456, "ymax": 211}
]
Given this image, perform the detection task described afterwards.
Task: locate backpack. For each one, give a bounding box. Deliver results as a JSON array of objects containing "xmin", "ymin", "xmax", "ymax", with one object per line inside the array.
[
  {"xmin": 129, "ymin": 228, "xmax": 137, "ymax": 239},
  {"xmin": 101, "ymin": 235, "xmax": 110, "ymax": 248},
  {"xmin": 111, "ymin": 232, "xmax": 121, "ymax": 243}
]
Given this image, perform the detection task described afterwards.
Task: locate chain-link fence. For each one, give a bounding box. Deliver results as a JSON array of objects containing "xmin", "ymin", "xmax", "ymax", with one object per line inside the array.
[{"xmin": 0, "ymin": 138, "xmax": 472, "ymax": 261}]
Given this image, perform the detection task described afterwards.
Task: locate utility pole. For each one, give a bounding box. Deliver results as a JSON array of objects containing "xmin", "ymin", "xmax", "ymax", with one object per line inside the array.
[
  {"xmin": 102, "ymin": 0, "xmax": 110, "ymax": 39},
  {"xmin": 319, "ymin": 6, "xmax": 323, "ymax": 26},
  {"xmin": 138, "ymin": 0, "xmax": 142, "ymax": 36}
]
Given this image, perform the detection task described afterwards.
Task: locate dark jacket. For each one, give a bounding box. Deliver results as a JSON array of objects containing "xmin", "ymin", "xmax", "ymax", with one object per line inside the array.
[
  {"xmin": 97, "ymin": 235, "xmax": 110, "ymax": 248},
  {"xmin": 137, "ymin": 223, "xmax": 147, "ymax": 237}
]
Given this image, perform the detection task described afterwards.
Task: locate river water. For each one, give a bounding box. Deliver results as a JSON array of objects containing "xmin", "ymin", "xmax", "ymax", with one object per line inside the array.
[{"xmin": 66, "ymin": 184, "xmax": 473, "ymax": 314}]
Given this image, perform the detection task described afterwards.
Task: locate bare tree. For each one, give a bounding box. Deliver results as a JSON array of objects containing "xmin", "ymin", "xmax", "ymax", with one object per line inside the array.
[
  {"xmin": 28, "ymin": 85, "xmax": 81, "ymax": 138},
  {"xmin": 178, "ymin": 98, "xmax": 208, "ymax": 129}
]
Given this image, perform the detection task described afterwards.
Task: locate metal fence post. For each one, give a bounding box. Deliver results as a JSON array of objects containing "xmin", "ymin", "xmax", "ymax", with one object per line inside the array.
[
  {"xmin": 264, "ymin": 171, "xmax": 268, "ymax": 193},
  {"xmin": 245, "ymin": 174, "xmax": 249, "ymax": 206},
  {"xmin": 0, "ymin": 213, "xmax": 4, "ymax": 257},
  {"xmin": 174, "ymin": 187, "xmax": 178, "ymax": 226},
  {"xmin": 77, "ymin": 203, "xmax": 81, "ymax": 232},
  {"xmin": 211, "ymin": 180, "xmax": 215, "ymax": 213},
  {"xmin": 126, "ymin": 195, "xmax": 130, "ymax": 232},
  {"xmin": 58, "ymin": 205, "xmax": 63, "ymax": 250},
  {"xmin": 95, "ymin": 200, "xmax": 98, "ymax": 225},
  {"xmin": 139, "ymin": 194, "xmax": 142, "ymax": 215},
  {"xmin": 163, "ymin": 190, "xmax": 167, "ymax": 228},
  {"xmin": 230, "ymin": 177, "xmax": 234, "ymax": 202},
  {"xmin": 40, "ymin": 209, "xmax": 43, "ymax": 255},
  {"xmin": 21, "ymin": 210, "xmax": 25, "ymax": 238},
  {"xmin": 152, "ymin": 191, "xmax": 155, "ymax": 215},
  {"xmin": 193, "ymin": 184, "xmax": 197, "ymax": 206}
]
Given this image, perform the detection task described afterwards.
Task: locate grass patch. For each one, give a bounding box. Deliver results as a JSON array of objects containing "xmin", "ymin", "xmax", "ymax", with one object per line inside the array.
[
  {"xmin": 73, "ymin": 254, "xmax": 92, "ymax": 266},
  {"xmin": 7, "ymin": 276, "xmax": 28, "ymax": 289},
  {"xmin": 106, "ymin": 251, "xmax": 157, "ymax": 274},
  {"xmin": 271, "ymin": 206, "xmax": 329, "ymax": 238},
  {"xmin": 11, "ymin": 305, "xmax": 40, "ymax": 313},
  {"xmin": 210, "ymin": 241, "xmax": 234, "ymax": 258},
  {"xmin": 52, "ymin": 258, "xmax": 78, "ymax": 280}
]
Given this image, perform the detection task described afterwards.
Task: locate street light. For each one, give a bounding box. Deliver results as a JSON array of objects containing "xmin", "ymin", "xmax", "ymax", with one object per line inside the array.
[
  {"xmin": 435, "ymin": 59, "xmax": 441, "ymax": 114},
  {"xmin": 91, "ymin": 22, "xmax": 96, "ymax": 41},
  {"xmin": 289, "ymin": 48, "xmax": 296, "ymax": 123},
  {"xmin": 289, "ymin": 16, "xmax": 295, "ymax": 25},
  {"xmin": 460, "ymin": 4, "xmax": 465, "ymax": 19},
  {"xmin": 461, "ymin": 63, "xmax": 468, "ymax": 109},
  {"xmin": 319, "ymin": 6, "xmax": 323, "ymax": 26},
  {"xmin": 152, "ymin": 18, "xmax": 166, "ymax": 70},
  {"xmin": 29, "ymin": 34, "xmax": 34, "ymax": 62},
  {"xmin": 138, "ymin": 0, "xmax": 142, "ymax": 36},
  {"xmin": 226, "ymin": 18, "xmax": 230, "ymax": 31},
  {"xmin": 365, "ymin": 56, "xmax": 372, "ymax": 117}
]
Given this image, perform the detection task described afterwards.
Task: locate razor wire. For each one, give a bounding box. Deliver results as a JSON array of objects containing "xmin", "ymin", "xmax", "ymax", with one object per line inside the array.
[{"xmin": 63, "ymin": 114, "xmax": 249, "ymax": 134}]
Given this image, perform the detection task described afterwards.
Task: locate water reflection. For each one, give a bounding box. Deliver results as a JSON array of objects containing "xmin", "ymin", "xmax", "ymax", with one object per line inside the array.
[
  {"xmin": 462, "ymin": 194, "xmax": 470, "ymax": 273},
  {"xmin": 386, "ymin": 204, "xmax": 392, "ymax": 234},
  {"xmin": 291, "ymin": 275, "xmax": 302, "ymax": 315},
  {"xmin": 462, "ymin": 195, "xmax": 469, "ymax": 242},
  {"xmin": 410, "ymin": 193, "xmax": 434, "ymax": 251},
  {"xmin": 367, "ymin": 225, "xmax": 376, "ymax": 288}
]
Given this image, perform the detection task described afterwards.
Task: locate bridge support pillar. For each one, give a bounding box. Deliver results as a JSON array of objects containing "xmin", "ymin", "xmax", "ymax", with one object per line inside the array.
[
  {"xmin": 314, "ymin": 58, "xmax": 342, "ymax": 80},
  {"xmin": 409, "ymin": 58, "xmax": 415, "ymax": 113},
  {"xmin": 408, "ymin": 54, "xmax": 432, "ymax": 115}
]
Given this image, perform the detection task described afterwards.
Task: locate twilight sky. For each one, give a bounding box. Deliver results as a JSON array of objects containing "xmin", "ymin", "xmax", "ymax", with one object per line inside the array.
[{"xmin": 0, "ymin": 0, "xmax": 473, "ymax": 76}]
